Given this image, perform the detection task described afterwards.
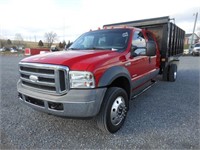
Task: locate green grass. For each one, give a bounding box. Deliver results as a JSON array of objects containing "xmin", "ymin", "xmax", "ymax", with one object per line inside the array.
[{"xmin": 184, "ymin": 44, "xmax": 189, "ymax": 49}]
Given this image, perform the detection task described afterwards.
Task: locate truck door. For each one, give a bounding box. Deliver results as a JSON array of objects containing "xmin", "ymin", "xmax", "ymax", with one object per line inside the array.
[
  {"xmin": 126, "ymin": 30, "xmax": 150, "ymax": 89},
  {"xmin": 144, "ymin": 31, "xmax": 157, "ymax": 71}
]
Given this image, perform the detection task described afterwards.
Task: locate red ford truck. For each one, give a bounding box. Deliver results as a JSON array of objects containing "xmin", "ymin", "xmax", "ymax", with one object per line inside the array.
[{"xmin": 17, "ymin": 16, "xmax": 185, "ymax": 133}]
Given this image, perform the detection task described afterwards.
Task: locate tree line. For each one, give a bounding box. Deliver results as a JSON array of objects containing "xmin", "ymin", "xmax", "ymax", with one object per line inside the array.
[
  {"xmin": 0, "ymin": 31, "xmax": 73, "ymax": 49},
  {"xmin": 38, "ymin": 39, "xmax": 72, "ymax": 49}
]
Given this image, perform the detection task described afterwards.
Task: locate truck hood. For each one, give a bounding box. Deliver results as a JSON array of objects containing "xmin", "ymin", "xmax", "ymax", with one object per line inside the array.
[{"xmin": 21, "ymin": 50, "xmax": 120, "ymax": 70}]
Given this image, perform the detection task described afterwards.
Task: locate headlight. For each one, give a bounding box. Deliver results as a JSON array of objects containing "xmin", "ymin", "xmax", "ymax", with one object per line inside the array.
[{"xmin": 69, "ymin": 71, "xmax": 95, "ymax": 88}]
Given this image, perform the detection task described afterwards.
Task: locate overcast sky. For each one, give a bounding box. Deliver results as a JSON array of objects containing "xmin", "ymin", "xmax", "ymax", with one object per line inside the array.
[{"xmin": 0, "ymin": 0, "xmax": 199, "ymax": 42}]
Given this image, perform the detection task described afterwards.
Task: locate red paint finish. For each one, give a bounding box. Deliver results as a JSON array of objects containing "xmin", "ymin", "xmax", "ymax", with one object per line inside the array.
[{"xmin": 22, "ymin": 28, "xmax": 161, "ymax": 87}]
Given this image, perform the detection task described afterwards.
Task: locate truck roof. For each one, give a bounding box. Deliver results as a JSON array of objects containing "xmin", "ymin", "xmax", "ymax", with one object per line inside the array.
[
  {"xmin": 89, "ymin": 26, "xmax": 141, "ymax": 33},
  {"xmin": 103, "ymin": 26, "xmax": 141, "ymax": 30}
]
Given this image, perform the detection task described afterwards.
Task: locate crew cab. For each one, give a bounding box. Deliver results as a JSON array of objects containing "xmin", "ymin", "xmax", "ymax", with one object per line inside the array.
[{"xmin": 17, "ymin": 16, "xmax": 185, "ymax": 133}]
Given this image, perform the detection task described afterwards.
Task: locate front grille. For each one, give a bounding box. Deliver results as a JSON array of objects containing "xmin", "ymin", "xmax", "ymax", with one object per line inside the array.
[{"xmin": 19, "ymin": 62, "xmax": 69, "ymax": 95}]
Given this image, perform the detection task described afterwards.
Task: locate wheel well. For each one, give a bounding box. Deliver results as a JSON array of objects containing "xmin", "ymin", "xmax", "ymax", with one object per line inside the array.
[{"xmin": 109, "ymin": 77, "xmax": 131, "ymax": 100}]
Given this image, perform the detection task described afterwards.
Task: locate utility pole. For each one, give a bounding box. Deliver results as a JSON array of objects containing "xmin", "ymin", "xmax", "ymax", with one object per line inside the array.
[
  {"xmin": 63, "ymin": 18, "xmax": 65, "ymax": 41},
  {"xmin": 189, "ymin": 12, "xmax": 198, "ymax": 52}
]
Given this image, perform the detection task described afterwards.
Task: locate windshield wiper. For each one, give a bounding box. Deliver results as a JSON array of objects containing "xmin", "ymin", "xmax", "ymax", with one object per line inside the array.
[
  {"xmin": 68, "ymin": 47, "xmax": 119, "ymax": 51},
  {"xmin": 85, "ymin": 47, "xmax": 110, "ymax": 50},
  {"xmin": 68, "ymin": 47, "xmax": 105, "ymax": 50},
  {"xmin": 67, "ymin": 48, "xmax": 80, "ymax": 50}
]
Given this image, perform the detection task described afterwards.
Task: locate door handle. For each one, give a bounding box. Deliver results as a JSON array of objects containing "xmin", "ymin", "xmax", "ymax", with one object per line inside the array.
[
  {"xmin": 125, "ymin": 62, "xmax": 131, "ymax": 66},
  {"xmin": 149, "ymin": 57, "xmax": 151, "ymax": 63}
]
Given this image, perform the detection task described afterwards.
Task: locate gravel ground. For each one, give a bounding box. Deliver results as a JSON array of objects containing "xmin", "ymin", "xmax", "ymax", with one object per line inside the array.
[{"xmin": 0, "ymin": 55, "xmax": 199, "ymax": 149}]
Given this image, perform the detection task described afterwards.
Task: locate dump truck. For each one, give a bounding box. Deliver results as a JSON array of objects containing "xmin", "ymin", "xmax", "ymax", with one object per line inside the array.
[{"xmin": 17, "ymin": 16, "xmax": 185, "ymax": 133}]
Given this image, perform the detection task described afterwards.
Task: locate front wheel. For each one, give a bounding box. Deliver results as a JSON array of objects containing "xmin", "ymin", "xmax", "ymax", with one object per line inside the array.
[{"xmin": 96, "ymin": 87, "xmax": 129, "ymax": 133}]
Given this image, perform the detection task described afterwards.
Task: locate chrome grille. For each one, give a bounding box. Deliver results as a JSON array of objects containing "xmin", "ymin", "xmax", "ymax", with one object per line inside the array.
[{"xmin": 19, "ymin": 62, "xmax": 69, "ymax": 95}]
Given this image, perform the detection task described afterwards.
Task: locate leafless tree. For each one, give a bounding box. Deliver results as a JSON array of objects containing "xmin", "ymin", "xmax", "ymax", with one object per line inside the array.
[
  {"xmin": 15, "ymin": 33, "xmax": 24, "ymax": 46},
  {"xmin": 44, "ymin": 32, "xmax": 58, "ymax": 48},
  {"xmin": 7, "ymin": 39, "xmax": 12, "ymax": 45},
  {"xmin": 0, "ymin": 39, "xmax": 6, "ymax": 48}
]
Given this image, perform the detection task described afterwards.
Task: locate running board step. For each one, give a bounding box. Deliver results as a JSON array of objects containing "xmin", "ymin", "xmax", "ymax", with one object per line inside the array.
[{"xmin": 131, "ymin": 80, "xmax": 157, "ymax": 100}]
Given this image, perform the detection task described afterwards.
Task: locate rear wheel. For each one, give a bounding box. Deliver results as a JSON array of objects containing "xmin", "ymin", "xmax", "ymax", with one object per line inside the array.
[
  {"xmin": 168, "ymin": 64, "xmax": 177, "ymax": 82},
  {"xmin": 163, "ymin": 64, "xmax": 177, "ymax": 82},
  {"xmin": 96, "ymin": 87, "xmax": 128, "ymax": 133},
  {"xmin": 162, "ymin": 66, "xmax": 170, "ymax": 81}
]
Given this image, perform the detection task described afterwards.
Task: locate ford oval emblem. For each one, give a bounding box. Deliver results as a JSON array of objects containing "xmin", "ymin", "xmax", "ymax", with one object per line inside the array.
[{"xmin": 29, "ymin": 75, "xmax": 38, "ymax": 83}]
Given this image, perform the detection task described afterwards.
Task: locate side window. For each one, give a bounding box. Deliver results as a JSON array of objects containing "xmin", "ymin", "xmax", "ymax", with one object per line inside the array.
[
  {"xmin": 146, "ymin": 32, "xmax": 156, "ymax": 56},
  {"xmin": 132, "ymin": 31, "xmax": 146, "ymax": 56}
]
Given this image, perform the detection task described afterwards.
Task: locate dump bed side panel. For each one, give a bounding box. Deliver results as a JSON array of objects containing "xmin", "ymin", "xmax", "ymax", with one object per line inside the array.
[{"xmin": 168, "ymin": 23, "xmax": 185, "ymax": 57}]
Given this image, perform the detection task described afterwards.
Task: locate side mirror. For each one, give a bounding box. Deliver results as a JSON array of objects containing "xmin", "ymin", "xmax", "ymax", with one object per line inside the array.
[
  {"xmin": 130, "ymin": 45, "xmax": 138, "ymax": 57},
  {"xmin": 146, "ymin": 41, "xmax": 156, "ymax": 56}
]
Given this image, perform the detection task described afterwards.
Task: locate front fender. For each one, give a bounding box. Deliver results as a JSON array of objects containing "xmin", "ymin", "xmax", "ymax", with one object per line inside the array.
[{"xmin": 98, "ymin": 66, "xmax": 131, "ymax": 87}]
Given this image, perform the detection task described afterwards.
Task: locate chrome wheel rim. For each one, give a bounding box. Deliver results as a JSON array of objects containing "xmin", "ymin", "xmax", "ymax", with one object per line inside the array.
[
  {"xmin": 110, "ymin": 96, "xmax": 126, "ymax": 126},
  {"xmin": 174, "ymin": 71, "xmax": 177, "ymax": 79}
]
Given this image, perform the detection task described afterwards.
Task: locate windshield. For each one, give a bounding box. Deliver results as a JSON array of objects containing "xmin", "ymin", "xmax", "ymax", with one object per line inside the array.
[{"xmin": 68, "ymin": 29, "xmax": 130, "ymax": 51}]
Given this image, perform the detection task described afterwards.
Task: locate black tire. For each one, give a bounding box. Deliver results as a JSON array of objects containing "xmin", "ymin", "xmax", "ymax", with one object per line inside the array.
[
  {"xmin": 96, "ymin": 87, "xmax": 129, "ymax": 133},
  {"xmin": 169, "ymin": 64, "xmax": 177, "ymax": 82},
  {"xmin": 162, "ymin": 65, "xmax": 170, "ymax": 81}
]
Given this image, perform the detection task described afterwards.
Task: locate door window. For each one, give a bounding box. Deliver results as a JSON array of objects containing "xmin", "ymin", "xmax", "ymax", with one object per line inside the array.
[{"xmin": 132, "ymin": 31, "xmax": 146, "ymax": 56}]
